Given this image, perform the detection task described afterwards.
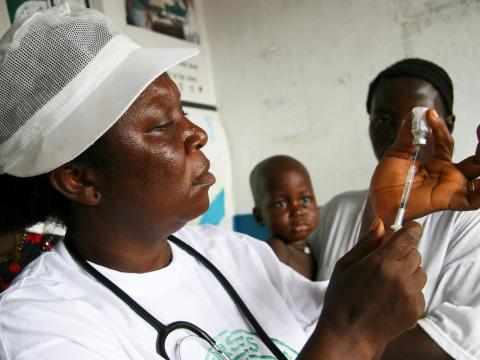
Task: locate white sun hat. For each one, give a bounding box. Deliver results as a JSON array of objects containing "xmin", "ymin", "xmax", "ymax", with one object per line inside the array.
[{"xmin": 0, "ymin": 2, "xmax": 198, "ymax": 177}]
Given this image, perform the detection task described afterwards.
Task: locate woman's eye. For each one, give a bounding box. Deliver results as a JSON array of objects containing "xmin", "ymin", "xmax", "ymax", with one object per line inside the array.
[
  {"xmin": 273, "ymin": 200, "xmax": 287, "ymax": 208},
  {"xmin": 153, "ymin": 120, "xmax": 174, "ymax": 131}
]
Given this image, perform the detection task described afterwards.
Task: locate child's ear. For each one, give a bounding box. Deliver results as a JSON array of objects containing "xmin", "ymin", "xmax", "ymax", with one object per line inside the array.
[{"xmin": 253, "ymin": 207, "xmax": 264, "ymax": 226}]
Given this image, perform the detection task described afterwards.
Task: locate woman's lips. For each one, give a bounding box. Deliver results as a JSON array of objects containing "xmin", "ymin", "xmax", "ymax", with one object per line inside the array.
[
  {"xmin": 193, "ymin": 163, "xmax": 216, "ymax": 186},
  {"xmin": 193, "ymin": 171, "xmax": 216, "ymax": 186}
]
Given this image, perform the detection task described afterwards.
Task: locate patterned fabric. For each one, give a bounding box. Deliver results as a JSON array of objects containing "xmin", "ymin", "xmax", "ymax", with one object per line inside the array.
[{"xmin": 0, "ymin": 232, "xmax": 62, "ymax": 292}]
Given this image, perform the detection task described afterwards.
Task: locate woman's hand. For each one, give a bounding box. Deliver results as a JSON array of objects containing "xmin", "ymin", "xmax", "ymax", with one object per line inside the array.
[
  {"xmin": 299, "ymin": 219, "xmax": 426, "ymax": 359},
  {"xmin": 369, "ymin": 109, "xmax": 480, "ymax": 226}
]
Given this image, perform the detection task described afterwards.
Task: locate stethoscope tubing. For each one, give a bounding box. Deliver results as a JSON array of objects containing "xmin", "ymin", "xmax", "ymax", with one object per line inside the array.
[
  {"xmin": 169, "ymin": 236, "xmax": 288, "ymax": 360},
  {"xmin": 64, "ymin": 235, "xmax": 288, "ymax": 360},
  {"xmin": 155, "ymin": 321, "xmax": 217, "ymax": 358}
]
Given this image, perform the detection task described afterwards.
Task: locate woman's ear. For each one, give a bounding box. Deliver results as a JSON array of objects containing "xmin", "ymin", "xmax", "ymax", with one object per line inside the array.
[{"xmin": 49, "ymin": 163, "xmax": 101, "ymax": 206}]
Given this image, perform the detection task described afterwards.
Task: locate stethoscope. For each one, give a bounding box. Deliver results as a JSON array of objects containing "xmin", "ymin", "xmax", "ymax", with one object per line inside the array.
[{"xmin": 64, "ymin": 235, "xmax": 288, "ymax": 360}]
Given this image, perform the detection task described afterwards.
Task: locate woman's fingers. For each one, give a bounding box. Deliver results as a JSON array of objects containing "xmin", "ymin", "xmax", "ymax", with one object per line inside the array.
[
  {"xmin": 412, "ymin": 266, "xmax": 427, "ymax": 290},
  {"xmin": 335, "ymin": 217, "xmax": 386, "ymax": 271},
  {"xmin": 376, "ymin": 221, "xmax": 422, "ymax": 261},
  {"xmin": 324, "ymin": 220, "xmax": 426, "ymax": 350},
  {"xmin": 403, "ymin": 248, "xmax": 422, "ymax": 275}
]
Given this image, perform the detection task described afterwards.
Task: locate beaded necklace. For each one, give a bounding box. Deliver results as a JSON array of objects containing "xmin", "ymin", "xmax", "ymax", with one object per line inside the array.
[
  {"xmin": 287, "ymin": 240, "xmax": 311, "ymax": 255},
  {"xmin": 0, "ymin": 232, "xmax": 25, "ymax": 263}
]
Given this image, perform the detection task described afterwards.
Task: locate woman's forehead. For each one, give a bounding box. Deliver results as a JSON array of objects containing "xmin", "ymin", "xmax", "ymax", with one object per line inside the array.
[{"xmin": 119, "ymin": 73, "xmax": 179, "ymax": 119}]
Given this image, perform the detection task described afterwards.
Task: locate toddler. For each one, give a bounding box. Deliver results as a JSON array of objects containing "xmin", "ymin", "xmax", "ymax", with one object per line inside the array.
[{"xmin": 250, "ymin": 155, "xmax": 319, "ymax": 279}]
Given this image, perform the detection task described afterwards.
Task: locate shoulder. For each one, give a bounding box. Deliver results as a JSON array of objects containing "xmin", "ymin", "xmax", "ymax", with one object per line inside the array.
[
  {"xmin": 321, "ymin": 190, "xmax": 368, "ymax": 213},
  {"xmin": 0, "ymin": 241, "xmax": 93, "ymax": 316},
  {"xmin": 0, "ymin": 244, "xmax": 94, "ymax": 356},
  {"xmin": 313, "ymin": 189, "xmax": 367, "ymax": 239}
]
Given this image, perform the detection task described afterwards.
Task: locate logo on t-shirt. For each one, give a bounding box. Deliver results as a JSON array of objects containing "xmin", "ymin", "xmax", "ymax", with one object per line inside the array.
[{"xmin": 205, "ymin": 329, "xmax": 298, "ymax": 359}]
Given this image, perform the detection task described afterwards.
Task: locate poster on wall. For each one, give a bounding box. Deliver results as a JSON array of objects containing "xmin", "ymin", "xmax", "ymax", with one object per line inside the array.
[
  {"xmin": 6, "ymin": 0, "xmax": 89, "ymax": 24},
  {"xmin": 95, "ymin": 0, "xmax": 216, "ymax": 105},
  {"xmin": 125, "ymin": 0, "xmax": 200, "ymax": 44}
]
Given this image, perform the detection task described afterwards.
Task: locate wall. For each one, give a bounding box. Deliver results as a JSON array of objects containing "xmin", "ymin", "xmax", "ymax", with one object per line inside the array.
[
  {"xmin": 1, "ymin": 0, "xmax": 479, "ymax": 220},
  {"xmin": 201, "ymin": 0, "xmax": 480, "ymax": 214},
  {"xmin": 0, "ymin": 1, "xmax": 8, "ymax": 35}
]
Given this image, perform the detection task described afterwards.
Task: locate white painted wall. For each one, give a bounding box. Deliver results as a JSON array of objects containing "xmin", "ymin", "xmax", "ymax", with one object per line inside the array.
[
  {"xmin": 201, "ymin": 0, "xmax": 480, "ymax": 214},
  {"xmin": 1, "ymin": 0, "xmax": 479, "ymax": 218}
]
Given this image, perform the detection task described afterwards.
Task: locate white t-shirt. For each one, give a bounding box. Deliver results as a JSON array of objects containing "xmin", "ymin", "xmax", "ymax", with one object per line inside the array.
[
  {"xmin": 0, "ymin": 225, "xmax": 327, "ymax": 360},
  {"xmin": 309, "ymin": 190, "xmax": 480, "ymax": 360}
]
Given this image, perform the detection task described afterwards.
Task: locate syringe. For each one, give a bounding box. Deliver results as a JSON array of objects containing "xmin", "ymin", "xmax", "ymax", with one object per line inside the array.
[
  {"xmin": 391, "ymin": 106, "xmax": 429, "ymax": 231},
  {"xmin": 391, "ymin": 147, "xmax": 419, "ymax": 231}
]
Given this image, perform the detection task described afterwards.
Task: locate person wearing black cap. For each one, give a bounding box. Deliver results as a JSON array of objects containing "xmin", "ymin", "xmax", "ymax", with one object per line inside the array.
[
  {"xmin": 367, "ymin": 58, "xmax": 455, "ymax": 161},
  {"xmin": 310, "ymin": 59, "xmax": 480, "ymax": 359}
]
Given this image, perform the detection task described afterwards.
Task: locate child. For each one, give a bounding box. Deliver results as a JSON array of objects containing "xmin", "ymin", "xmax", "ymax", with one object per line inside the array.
[{"xmin": 250, "ymin": 155, "xmax": 319, "ymax": 279}]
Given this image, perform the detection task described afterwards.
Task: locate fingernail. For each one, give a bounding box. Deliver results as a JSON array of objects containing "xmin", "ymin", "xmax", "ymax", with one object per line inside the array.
[
  {"xmin": 405, "ymin": 221, "xmax": 423, "ymax": 238},
  {"xmin": 430, "ymin": 109, "xmax": 439, "ymax": 120}
]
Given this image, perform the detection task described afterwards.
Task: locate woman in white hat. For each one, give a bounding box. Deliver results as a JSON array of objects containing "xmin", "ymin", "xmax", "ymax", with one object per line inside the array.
[{"xmin": 0, "ymin": 3, "xmax": 479, "ymax": 360}]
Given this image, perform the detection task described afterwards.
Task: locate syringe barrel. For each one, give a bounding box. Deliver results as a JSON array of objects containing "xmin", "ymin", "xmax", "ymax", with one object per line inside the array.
[{"xmin": 399, "ymin": 164, "xmax": 416, "ymax": 204}]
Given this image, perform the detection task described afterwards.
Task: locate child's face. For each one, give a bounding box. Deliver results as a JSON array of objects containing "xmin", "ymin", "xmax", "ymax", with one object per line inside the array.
[{"xmin": 256, "ymin": 166, "xmax": 319, "ymax": 243}]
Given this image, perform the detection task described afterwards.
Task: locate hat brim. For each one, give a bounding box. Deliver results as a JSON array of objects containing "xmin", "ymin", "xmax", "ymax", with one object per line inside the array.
[{"xmin": 8, "ymin": 47, "xmax": 198, "ymax": 177}]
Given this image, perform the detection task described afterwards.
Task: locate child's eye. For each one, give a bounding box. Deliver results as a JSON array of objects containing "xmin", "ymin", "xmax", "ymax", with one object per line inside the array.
[
  {"xmin": 301, "ymin": 196, "xmax": 312, "ymax": 205},
  {"xmin": 273, "ymin": 200, "xmax": 287, "ymax": 208}
]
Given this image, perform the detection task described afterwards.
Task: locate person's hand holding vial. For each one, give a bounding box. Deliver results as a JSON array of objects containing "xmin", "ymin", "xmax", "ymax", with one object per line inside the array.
[{"xmin": 368, "ymin": 107, "xmax": 480, "ymax": 228}]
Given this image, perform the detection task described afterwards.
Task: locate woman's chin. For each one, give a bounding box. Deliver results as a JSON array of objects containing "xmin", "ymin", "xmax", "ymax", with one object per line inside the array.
[{"xmin": 182, "ymin": 195, "xmax": 211, "ymax": 225}]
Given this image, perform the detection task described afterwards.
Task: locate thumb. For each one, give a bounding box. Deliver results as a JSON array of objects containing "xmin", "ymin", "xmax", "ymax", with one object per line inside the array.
[{"xmin": 335, "ymin": 217, "xmax": 386, "ymax": 271}]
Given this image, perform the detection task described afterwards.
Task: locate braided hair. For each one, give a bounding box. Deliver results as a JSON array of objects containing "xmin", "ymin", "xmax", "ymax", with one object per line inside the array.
[{"xmin": 366, "ymin": 58, "xmax": 454, "ymax": 115}]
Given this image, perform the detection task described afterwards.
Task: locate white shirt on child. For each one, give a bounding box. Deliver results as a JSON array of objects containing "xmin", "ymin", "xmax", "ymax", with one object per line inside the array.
[
  {"xmin": 309, "ymin": 190, "xmax": 480, "ymax": 360},
  {"xmin": 0, "ymin": 224, "xmax": 327, "ymax": 360}
]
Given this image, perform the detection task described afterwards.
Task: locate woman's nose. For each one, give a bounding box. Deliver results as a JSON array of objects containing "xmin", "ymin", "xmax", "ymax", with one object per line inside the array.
[{"xmin": 184, "ymin": 119, "xmax": 208, "ymax": 152}]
